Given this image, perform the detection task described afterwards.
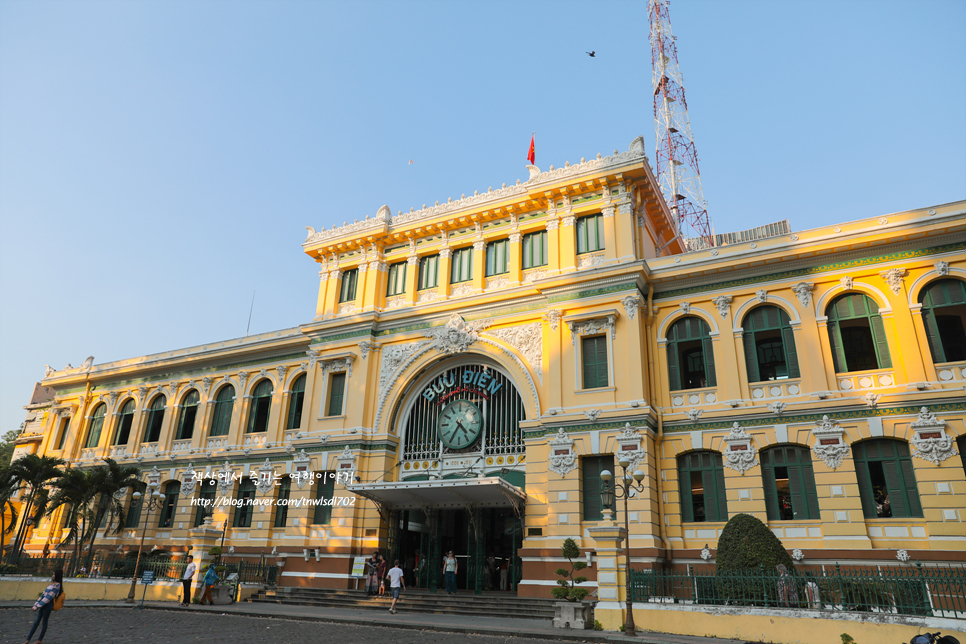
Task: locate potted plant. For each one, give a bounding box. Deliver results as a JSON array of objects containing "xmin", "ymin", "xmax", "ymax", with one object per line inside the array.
[{"xmin": 551, "ymin": 538, "xmax": 593, "ymax": 629}]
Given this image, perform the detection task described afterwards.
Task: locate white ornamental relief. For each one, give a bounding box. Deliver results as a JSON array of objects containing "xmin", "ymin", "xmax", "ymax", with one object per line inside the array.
[
  {"xmin": 291, "ymin": 449, "xmax": 313, "ymax": 489},
  {"xmin": 567, "ymin": 314, "xmax": 617, "ymax": 345},
  {"xmin": 338, "ymin": 303, "xmax": 358, "ymax": 315},
  {"xmin": 417, "ymin": 290, "xmax": 439, "ymax": 303},
  {"xmin": 522, "ymin": 270, "xmax": 546, "ymax": 284},
  {"xmin": 615, "ymin": 423, "xmax": 646, "ymax": 470},
  {"xmin": 934, "ymin": 261, "xmax": 949, "ymax": 276},
  {"xmin": 792, "ymin": 282, "xmax": 815, "ymax": 307},
  {"xmin": 679, "ymin": 302, "xmax": 690, "ymax": 315},
  {"xmin": 216, "ymin": 461, "xmax": 235, "ymax": 494},
  {"xmin": 358, "ymin": 341, "xmax": 380, "ymax": 360},
  {"xmin": 276, "ymin": 365, "xmax": 288, "ymax": 384},
  {"xmin": 577, "ymin": 254, "xmax": 604, "ymax": 269},
  {"xmin": 685, "ymin": 408, "xmax": 703, "ymax": 422},
  {"xmin": 255, "ymin": 459, "xmax": 277, "ymax": 495},
  {"xmin": 909, "ymin": 406, "xmax": 957, "ymax": 465},
  {"xmin": 385, "ymin": 295, "xmax": 406, "ymax": 310},
  {"xmin": 722, "ymin": 422, "xmax": 758, "ymax": 474},
  {"xmin": 422, "ymin": 314, "xmax": 492, "ymax": 355},
  {"xmin": 840, "ymin": 275, "xmax": 854, "ymax": 291},
  {"xmin": 180, "ymin": 464, "xmax": 198, "ymax": 498},
  {"xmin": 450, "ymin": 283, "xmax": 475, "ymax": 297},
  {"xmin": 767, "ymin": 402, "xmax": 787, "ymax": 417},
  {"xmin": 548, "ymin": 429, "xmax": 577, "ymax": 478},
  {"xmin": 879, "ymin": 267, "xmax": 907, "ymax": 295},
  {"xmin": 320, "ymin": 356, "xmax": 354, "ymax": 378},
  {"xmin": 755, "ymin": 289, "xmax": 768, "ymax": 303},
  {"xmin": 620, "ymin": 295, "xmax": 643, "ymax": 320},
  {"xmin": 483, "ymin": 323, "xmax": 543, "ymax": 384},
  {"xmin": 378, "ymin": 341, "xmax": 433, "ymax": 400},
  {"xmin": 811, "ymin": 415, "xmax": 850, "ymax": 470},
  {"xmin": 485, "ymin": 276, "xmax": 510, "ymax": 290},
  {"xmin": 585, "ymin": 409, "xmax": 602, "ymax": 422},
  {"xmin": 711, "ymin": 295, "xmax": 732, "ymax": 318},
  {"xmin": 202, "ymin": 377, "xmax": 212, "ymax": 395},
  {"xmin": 543, "ymin": 309, "xmax": 562, "ymax": 331}
]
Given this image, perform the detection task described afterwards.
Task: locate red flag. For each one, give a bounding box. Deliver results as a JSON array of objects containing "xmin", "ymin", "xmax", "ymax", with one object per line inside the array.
[{"xmin": 526, "ymin": 134, "xmax": 535, "ymax": 165}]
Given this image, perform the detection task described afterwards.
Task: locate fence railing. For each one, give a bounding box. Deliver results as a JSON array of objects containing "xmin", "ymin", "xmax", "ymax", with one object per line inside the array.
[
  {"xmin": 629, "ymin": 563, "xmax": 966, "ymax": 619},
  {"xmin": 1, "ymin": 552, "xmax": 188, "ymax": 581}
]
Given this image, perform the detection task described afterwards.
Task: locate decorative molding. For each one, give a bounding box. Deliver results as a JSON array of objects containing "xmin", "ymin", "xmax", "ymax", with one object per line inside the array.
[
  {"xmin": 863, "ymin": 392, "xmax": 881, "ymax": 408},
  {"xmin": 483, "ymin": 323, "xmax": 543, "ymax": 384},
  {"xmin": 255, "ymin": 459, "xmax": 276, "ymax": 495},
  {"xmin": 722, "ymin": 422, "xmax": 758, "ymax": 474},
  {"xmin": 216, "ymin": 462, "xmax": 235, "ymax": 494},
  {"xmin": 450, "ymin": 283, "xmax": 475, "ymax": 297},
  {"xmin": 378, "ymin": 341, "xmax": 433, "ymax": 404},
  {"xmin": 509, "ymin": 232, "xmax": 522, "ymax": 244},
  {"xmin": 755, "ymin": 289, "xmax": 768, "ymax": 303},
  {"xmin": 385, "ymin": 295, "xmax": 406, "ymax": 310},
  {"xmin": 791, "ymin": 282, "xmax": 814, "ymax": 307},
  {"xmin": 896, "ymin": 549, "xmax": 910, "ymax": 562},
  {"xmin": 792, "ymin": 548, "xmax": 804, "ymax": 562},
  {"xmin": 473, "ymin": 240, "xmax": 486, "ymax": 252},
  {"xmin": 358, "ymin": 341, "xmax": 380, "ymax": 360},
  {"xmin": 934, "ymin": 260, "xmax": 949, "ymax": 276},
  {"xmin": 338, "ymin": 303, "xmax": 358, "ymax": 315},
  {"xmin": 276, "ymin": 365, "xmax": 288, "ymax": 384},
  {"xmin": 237, "ymin": 372, "xmax": 249, "ymax": 390},
  {"xmin": 879, "ymin": 267, "xmax": 907, "ymax": 295},
  {"xmin": 585, "ymin": 409, "xmax": 602, "ymax": 422},
  {"xmin": 336, "ymin": 446, "xmax": 356, "ymax": 473},
  {"xmin": 485, "ymin": 276, "xmax": 510, "ymax": 290},
  {"xmin": 711, "ymin": 295, "xmax": 732, "ymax": 319},
  {"xmin": 417, "ymin": 290, "xmax": 439, "ymax": 303},
  {"xmin": 909, "ymin": 406, "xmax": 957, "ymax": 465},
  {"xmin": 422, "ymin": 314, "xmax": 492, "ymax": 355},
  {"xmin": 566, "ymin": 314, "xmax": 617, "ymax": 345},
  {"xmin": 548, "ymin": 429, "xmax": 577, "ymax": 478},
  {"xmin": 522, "ymin": 269, "xmax": 546, "ymax": 283},
  {"xmin": 543, "ymin": 309, "xmax": 562, "ymax": 331},
  {"xmin": 180, "ymin": 464, "xmax": 197, "ymax": 498},
  {"xmin": 439, "ymin": 247, "xmax": 452, "ymax": 260},
  {"xmin": 291, "ymin": 449, "xmax": 313, "ymax": 489},
  {"xmin": 679, "ymin": 302, "xmax": 690, "ymax": 315},
  {"xmin": 545, "ymin": 218, "xmax": 559, "ymax": 231},
  {"xmin": 615, "ymin": 423, "xmax": 646, "ymax": 470},
  {"xmin": 320, "ymin": 356, "xmax": 354, "ymax": 378},
  {"xmin": 577, "ymin": 253, "xmax": 604, "ymax": 269},
  {"xmin": 840, "ymin": 275, "xmax": 853, "ymax": 291},
  {"xmin": 620, "ymin": 295, "xmax": 643, "ymax": 320},
  {"xmin": 305, "ymin": 349, "xmax": 320, "ymax": 368},
  {"xmin": 685, "ymin": 408, "xmax": 703, "ymax": 422},
  {"xmin": 767, "ymin": 402, "xmax": 787, "ymax": 417},
  {"xmin": 561, "ymin": 216, "xmax": 576, "ymax": 227},
  {"xmin": 811, "ymin": 415, "xmax": 849, "ymax": 470}
]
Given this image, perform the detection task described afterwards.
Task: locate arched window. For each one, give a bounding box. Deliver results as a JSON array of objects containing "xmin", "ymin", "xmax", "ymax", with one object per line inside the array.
[
  {"xmin": 143, "ymin": 396, "xmax": 166, "ymax": 443},
  {"xmin": 760, "ymin": 445, "xmax": 819, "ymax": 521},
  {"xmin": 176, "ymin": 390, "xmax": 200, "ymax": 440},
  {"xmin": 209, "ymin": 385, "xmax": 235, "ymax": 437},
  {"xmin": 194, "ymin": 479, "xmax": 217, "ymax": 527},
  {"xmin": 234, "ymin": 479, "xmax": 256, "ymax": 527},
  {"xmin": 667, "ymin": 317, "xmax": 716, "ymax": 390},
  {"xmin": 826, "ymin": 293, "xmax": 892, "ymax": 373},
  {"xmin": 919, "ymin": 279, "xmax": 966, "ymax": 364},
  {"xmin": 247, "ymin": 380, "xmax": 273, "ymax": 433},
  {"xmin": 286, "ymin": 374, "xmax": 306, "ymax": 430},
  {"xmin": 677, "ymin": 451, "xmax": 728, "ymax": 523},
  {"xmin": 85, "ymin": 404, "xmax": 107, "ymax": 448},
  {"xmin": 113, "ymin": 400, "xmax": 136, "ymax": 445},
  {"xmin": 853, "ymin": 439, "xmax": 922, "ymax": 519},
  {"xmin": 274, "ymin": 476, "xmax": 291, "ymax": 528},
  {"xmin": 158, "ymin": 481, "xmax": 180, "ymax": 527},
  {"xmin": 741, "ymin": 306, "xmax": 800, "ymax": 382}
]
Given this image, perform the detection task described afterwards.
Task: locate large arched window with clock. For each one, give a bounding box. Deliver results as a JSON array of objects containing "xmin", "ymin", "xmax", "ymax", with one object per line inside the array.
[{"xmin": 397, "ymin": 362, "xmax": 527, "ymax": 466}]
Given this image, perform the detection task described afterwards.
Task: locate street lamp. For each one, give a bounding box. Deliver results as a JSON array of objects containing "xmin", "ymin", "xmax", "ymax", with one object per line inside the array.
[
  {"xmin": 600, "ymin": 456, "xmax": 646, "ymax": 634},
  {"xmin": 125, "ymin": 485, "xmax": 166, "ymax": 603}
]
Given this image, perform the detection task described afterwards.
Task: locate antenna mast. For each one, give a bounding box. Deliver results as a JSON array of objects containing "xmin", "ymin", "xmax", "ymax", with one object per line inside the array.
[{"xmin": 649, "ymin": 0, "xmax": 713, "ymax": 249}]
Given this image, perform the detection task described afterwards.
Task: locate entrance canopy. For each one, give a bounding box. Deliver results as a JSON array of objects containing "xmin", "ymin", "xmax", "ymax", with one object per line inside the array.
[{"xmin": 348, "ymin": 477, "xmax": 525, "ymax": 512}]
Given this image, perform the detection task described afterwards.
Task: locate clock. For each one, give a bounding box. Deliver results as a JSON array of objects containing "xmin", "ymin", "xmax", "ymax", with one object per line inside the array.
[{"xmin": 438, "ymin": 399, "xmax": 483, "ymax": 450}]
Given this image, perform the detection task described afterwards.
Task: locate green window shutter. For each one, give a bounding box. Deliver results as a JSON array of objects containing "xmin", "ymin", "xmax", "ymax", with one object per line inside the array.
[
  {"xmin": 679, "ymin": 462, "xmax": 694, "ymax": 523},
  {"xmin": 595, "ymin": 336, "xmax": 609, "ymax": 387},
  {"xmin": 702, "ymin": 336, "xmax": 717, "ymax": 387},
  {"xmin": 827, "ymin": 320, "xmax": 847, "ymax": 373},
  {"xmin": 582, "ymin": 460, "xmax": 602, "ymax": 521},
  {"xmin": 898, "ymin": 457, "xmax": 923, "ymax": 517},
  {"xmin": 800, "ymin": 460, "xmax": 821, "ymax": 520},
  {"xmin": 920, "ymin": 310, "xmax": 945, "ymax": 363},
  {"xmin": 868, "ymin": 314, "xmax": 893, "ymax": 369},
  {"xmin": 743, "ymin": 331, "xmax": 760, "ymax": 384},
  {"xmin": 327, "ymin": 373, "xmax": 346, "ymax": 416},
  {"xmin": 314, "ymin": 473, "xmax": 335, "ymax": 524},
  {"xmin": 701, "ymin": 470, "xmax": 718, "ymax": 522},
  {"xmin": 780, "ymin": 325, "xmax": 801, "ymax": 378},
  {"xmin": 274, "ymin": 478, "xmax": 291, "ymax": 527},
  {"xmin": 667, "ymin": 340, "xmax": 681, "ymax": 391},
  {"xmin": 787, "ymin": 466, "xmax": 807, "ymax": 520},
  {"xmin": 485, "ymin": 244, "xmax": 495, "ymax": 276},
  {"xmin": 596, "ymin": 215, "xmax": 605, "ymax": 250},
  {"xmin": 576, "ymin": 218, "xmax": 588, "ymax": 253},
  {"xmin": 287, "ymin": 375, "xmax": 306, "ymax": 429},
  {"xmin": 418, "ymin": 256, "xmax": 439, "ymax": 290},
  {"xmin": 339, "ymin": 270, "xmax": 358, "ymax": 303},
  {"xmin": 852, "ymin": 452, "xmax": 878, "ymax": 519},
  {"xmin": 582, "ymin": 336, "xmax": 608, "ymax": 389},
  {"xmin": 522, "ymin": 234, "xmax": 532, "ymax": 268},
  {"xmin": 761, "ymin": 454, "xmax": 779, "ymax": 520},
  {"xmin": 881, "ymin": 459, "xmax": 908, "ymax": 518},
  {"xmin": 713, "ymin": 458, "xmax": 728, "ymax": 522}
]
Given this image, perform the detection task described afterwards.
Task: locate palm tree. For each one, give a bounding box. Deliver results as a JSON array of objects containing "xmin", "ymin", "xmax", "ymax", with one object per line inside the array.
[
  {"xmin": 84, "ymin": 459, "xmax": 141, "ymax": 567},
  {"xmin": 0, "ymin": 467, "xmax": 19, "ymax": 557},
  {"xmin": 4, "ymin": 454, "xmax": 65, "ymax": 559},
  {"xmin": 47, "ymin": 467, "xmax": 98, "ymax": 570}
]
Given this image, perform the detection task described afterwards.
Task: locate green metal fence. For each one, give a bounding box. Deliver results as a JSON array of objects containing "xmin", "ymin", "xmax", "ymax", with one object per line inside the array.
[{"xmin": 629, "ymin": 563, "xmax": 966, "ymax": 619}]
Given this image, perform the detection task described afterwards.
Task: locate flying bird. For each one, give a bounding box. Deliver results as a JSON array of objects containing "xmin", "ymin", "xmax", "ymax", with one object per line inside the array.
[
  {"xmin": 408, "ymin": 160, "xmax": 414, "ymax": 164},
  {"xmin": 586, "ymin": 51, "xmax": 595, "ymax": 57}
]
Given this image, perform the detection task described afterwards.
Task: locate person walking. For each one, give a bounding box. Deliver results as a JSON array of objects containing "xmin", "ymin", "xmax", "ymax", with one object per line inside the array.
[
  {"xmin": 442, "ymin": 551, "xmax": 458, "ymax": 595},
  {"xmin": 199, "ymin": 563, "xmax": 221, "ymax": 605},
  {"xmin": 180, "ymin": 555, "xmax": 197, "ymax": 607},
  {"xmin": 365, "ymin": 551, "xmax": 380, "ymax": 596},
  {"xmin": 376, "ymin": 553, "xmax": 388, "ymax": 596},
  {"xmin": 387, "ymin": 559, "xmax": 405, "ymax": 614},
  {"xmin": 23, "ymin": 568, "xmax": 62, "ymax": 644},
  {"xmin": 499, "ymin": 560, "xmax": 508, "ymax": 591}
]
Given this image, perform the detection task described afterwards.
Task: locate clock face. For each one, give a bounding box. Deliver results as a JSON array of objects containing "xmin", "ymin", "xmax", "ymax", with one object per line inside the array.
[{"xmin": 438, "ymin": 399, "xmax": 483, "ymax": 450}]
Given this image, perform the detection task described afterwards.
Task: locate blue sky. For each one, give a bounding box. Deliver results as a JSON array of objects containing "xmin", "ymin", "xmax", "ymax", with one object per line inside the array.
[{"xmin": 1, "ymin": 0, "xmax": 964, "ymax": 434}]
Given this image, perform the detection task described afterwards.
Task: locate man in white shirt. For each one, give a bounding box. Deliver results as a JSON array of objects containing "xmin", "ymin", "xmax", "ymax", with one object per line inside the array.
[
  {"xmin": 181, "ymin": 555, "xmax": 197, "ymax": 607},
  {"xmin": 387, "ymin": 559, "xmax": 405, "ymax": 614}
]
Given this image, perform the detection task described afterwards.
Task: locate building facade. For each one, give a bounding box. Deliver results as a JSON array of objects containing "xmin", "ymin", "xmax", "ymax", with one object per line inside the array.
[{"xmin": 13, "ymin": 137, "xmax": 966, "ymax": 607}]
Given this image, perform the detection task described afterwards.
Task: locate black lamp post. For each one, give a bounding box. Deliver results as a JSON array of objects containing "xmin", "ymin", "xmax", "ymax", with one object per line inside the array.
[
  {"xmin": 600, "ymin": 456, "xmax": 646, "ymax": 634},
  {"xmin": 125, "ymin": 485, "xmax": 166, "ymax": 603}
]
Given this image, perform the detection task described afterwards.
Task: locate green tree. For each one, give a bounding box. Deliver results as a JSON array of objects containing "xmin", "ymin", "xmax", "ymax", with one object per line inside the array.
[
  {"xmin": 0, "ymin": 428, "xmax": 22, "ymax": 467},
  {"xmin": 551, "ymin": 538, "xmax": 589, "ymax": 601},
  {"xmin": 0, "ymin": 467, "xmax": 20, "ymax": 555},
  {"xmin": 47, "ymin": 467, "xmax": 99, "ymax": 569},
  {"xmin": 3, "ymin": 454, "xmax": 65, "ymax": 558},
  {"xmin": 715, "ymin": 513, "xmax": 794, "ymax": 574},
  {"xmin": 84, "ymin": 459, "xmax": 141, "ymax": 566}
]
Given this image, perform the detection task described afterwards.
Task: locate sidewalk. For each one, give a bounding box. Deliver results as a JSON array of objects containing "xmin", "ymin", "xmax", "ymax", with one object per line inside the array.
[{"xmin": 0, "ymin": 599, "xmax": 749, "ymax": 644}]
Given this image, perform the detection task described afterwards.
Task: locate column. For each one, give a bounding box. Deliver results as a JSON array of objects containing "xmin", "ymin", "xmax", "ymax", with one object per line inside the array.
[
  {"xmin": 546, "ymin": 219, "xmax": 561, "ymax": 275},
  {"xmin": 711, "ymin": 313, "xmax": 741, "ymax": 402},
  {"xmin": 437, "ymin": 248, "xmax": 452, "ymax": 299},
  {"xmin": 404, "ymin": 255, "xmax": 420, "ymax": 306},
  {"xmin": 363, "ymin": 259, "xmax": 388, "ymax": 313},
  {"xmin": 601, "ymin": 205, "xmax": 618, "ymax": 263},
  {"xmin": 323, "ymin": 270, "xmax": 342, "ymax": 319},
  {"xmin": 588, "ymin": 524, "xmax": 627, "ymax": 631},
  {"xmin": 559, "ymin": 215, "xmax": 577, "ymax": 273},
  {"xmin": 314, "ymin": 268, "xmax": 329, "ymax": 319},
  {"xmin": 472, "ymin": 240, "xmax": 486, "ymax": 291},
  {"xmin": 884, "ymin": 284, "xmax": 928, "ymax": 383},
  {"xmin": 614, "ymin": 201, "xmax": 636, "ymax": 262},
  {"xmin": 508, "ymin": 232, "xmax": 522, "ymax": 286},
  {"xmin": 794, "ymin": 294, "xmax": 832, "ymax": 395}
]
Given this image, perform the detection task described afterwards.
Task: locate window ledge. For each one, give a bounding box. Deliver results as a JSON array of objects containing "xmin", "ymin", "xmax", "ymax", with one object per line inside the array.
[
  {"xmin": 319, "ymin": 415, "xmax": 347, "ymax": 421},
  {"xmin": 575, "ymin": 387, "xmax": 616, "ymax": 395}
]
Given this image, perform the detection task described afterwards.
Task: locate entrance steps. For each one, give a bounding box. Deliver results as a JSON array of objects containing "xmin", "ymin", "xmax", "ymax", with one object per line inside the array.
[{"xmin": 248, "ymin": 587, "xmax": 556, "ymax": 620}]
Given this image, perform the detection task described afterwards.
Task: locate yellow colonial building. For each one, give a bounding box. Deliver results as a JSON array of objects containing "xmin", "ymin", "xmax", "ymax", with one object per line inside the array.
[{"xmin": 12, "ymin": 136, "xmax": 966, "ymax": 624}]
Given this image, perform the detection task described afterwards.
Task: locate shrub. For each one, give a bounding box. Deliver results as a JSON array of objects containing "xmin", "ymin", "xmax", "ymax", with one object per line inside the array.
[
  {"xmin": 716, "ymin": 513, "xmax": 794, "ymax": 574},
  {"xmin": 550, "ymin": 538, "xmax": 589, "ymax": 602},
  {"xmin": 593, "ymin": 620, "xmax": 604, "ymax": 631},
  {"xmin": 208, "ymin": 546, "xmax": 223, "ymax": 557}
]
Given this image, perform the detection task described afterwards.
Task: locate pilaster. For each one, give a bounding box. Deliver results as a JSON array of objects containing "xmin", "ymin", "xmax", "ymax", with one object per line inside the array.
[
  {"xmin": 437, "ymin": 247, "xmax": 452, "ymax": 300},
  {"xmin": 472, "ymin": 239, "xmax": 486, "ymax": 292},
  {"xmin": 508, "ymin": 232, "xmax": 522, "ymax": 286},
  {"xmin": 404, "ymin": 255, "xmax": 419, "ymax": 306},
  {"xmin": 602, "ymin": 205, "xmax": 618, "ymax": 263},
  {"xmin": 588, "ymin": 523, "xmax": 627, "ymax": 631},
  {"xmin": 559, "ymin": 215, "xmax": 577, "ymax": 273}
]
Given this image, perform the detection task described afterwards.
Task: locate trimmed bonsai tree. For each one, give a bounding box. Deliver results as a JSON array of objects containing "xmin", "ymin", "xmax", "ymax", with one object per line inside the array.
[
  {"xmin": 551, "ymin": 538, "xmax": 589, "ymax": 602},
  {"xmin": 716, "ymin": 513, "xmax": 793, "ymax": 574}
]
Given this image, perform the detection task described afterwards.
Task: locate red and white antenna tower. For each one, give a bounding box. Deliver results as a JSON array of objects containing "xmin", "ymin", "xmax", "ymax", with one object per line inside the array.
[{"xmin": 648, "ymin": 0, "xmax": 713, "ymax": 249}]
